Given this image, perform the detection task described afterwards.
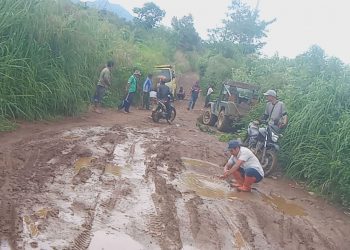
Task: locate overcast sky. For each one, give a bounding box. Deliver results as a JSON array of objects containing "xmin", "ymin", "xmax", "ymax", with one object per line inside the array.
[{"xmin": 107, "ymin": 0, "xmax": 349, "ymax": 64}]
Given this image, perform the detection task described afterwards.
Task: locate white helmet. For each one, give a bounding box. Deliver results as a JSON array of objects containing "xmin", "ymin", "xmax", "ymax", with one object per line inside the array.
[{"xmin": 263, "ymin": 89, "xmax": 277, "ymax": 97}]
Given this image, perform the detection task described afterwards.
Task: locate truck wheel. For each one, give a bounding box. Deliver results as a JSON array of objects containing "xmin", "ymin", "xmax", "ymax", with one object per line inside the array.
[
  {"xmin": 202, "ymin": 110, "xmax": 217, "ymax": 126},
  {"xmin": 217, "ymin": 110, "xmax": 231, "ymax": 132}
]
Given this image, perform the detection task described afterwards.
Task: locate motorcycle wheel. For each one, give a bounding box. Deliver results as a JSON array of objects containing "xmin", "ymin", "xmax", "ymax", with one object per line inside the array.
[
  {"xmin": 260, "ymin": 149, "xmax": 277, "ymax": 176},
  {"xmin": 166, "ymin": 107, "xmax": 176, "ymax": 124},
  {"xmin": 152, "ymin": 110, "xmax": 160, "ymax": 122}
]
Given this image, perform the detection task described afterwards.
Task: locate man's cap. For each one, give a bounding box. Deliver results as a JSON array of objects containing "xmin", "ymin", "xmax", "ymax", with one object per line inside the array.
[
  {"xmin": 227, "ymin": 140, "xmax": 241, "ymax": 149},
  {"xmin": 263, "ymin": 89, "xmax": 277, "ymax": 97},
  {"xmin": 134, "ymin": 70, "xmax": 141, "ymax": 75}
]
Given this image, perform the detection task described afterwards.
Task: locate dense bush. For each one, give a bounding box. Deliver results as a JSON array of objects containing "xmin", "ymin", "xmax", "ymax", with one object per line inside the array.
[{"xmin": 0, "ymin": 0, "xmax": 176, "ymax": 124}]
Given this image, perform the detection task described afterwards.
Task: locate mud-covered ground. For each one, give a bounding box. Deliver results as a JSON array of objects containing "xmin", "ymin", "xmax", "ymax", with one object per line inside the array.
[{"xmin": 1, "ymin": 74, "xmax": 350, "ymax": 249}]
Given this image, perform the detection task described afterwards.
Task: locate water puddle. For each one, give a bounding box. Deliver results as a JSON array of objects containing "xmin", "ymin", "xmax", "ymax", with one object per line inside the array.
[
  {"xmin": 74, "ymin": 157, "xmax": 94, "ymax": 173},
  {"xmin": 180, "ymin": 172, "xmax": 249, "ymax": 201},
  {"xmin": 89, "ymin": 231, "xmax": 143, "ymax": 250},
  {"xmin": 181, "ymin": 158, "xmax": 307, "ymax": 216},
  {"xmin": 23, "ymin": 215, "xmax": 39, "ymax": 237},
  {"xmin": 234, "ymin": 231, "xmax": 246, "ymax": 249},
  {"xmin": 0, "ymin": 239, "xmax": 11, "ymax": 250},
  {"xmin": 63, "ymin": 135, "xmax": 80, "ymax": 140},
  {"xmin": 112, "ymin": 132, "xmax": 146, "ymax": 179},
  {"xmin": 181, "ymin": 157, "xmax": 220, "ymax": 170},
  {"xmin": 261, "ymin": 193, "xmax": 307, "ymax": 216},
  {"xmin": 35, "ymin": 207, "xmax": 51, "ymax": 219},
  {"xmin": 104, "ymin": 163, "xmax": 121, "ymax": 176}
]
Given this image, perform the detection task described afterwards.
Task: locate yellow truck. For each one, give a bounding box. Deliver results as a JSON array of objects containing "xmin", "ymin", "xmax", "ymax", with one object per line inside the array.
[{"xmin": 153, "ymin": 65, "xmax": 176, "ymax": 96}]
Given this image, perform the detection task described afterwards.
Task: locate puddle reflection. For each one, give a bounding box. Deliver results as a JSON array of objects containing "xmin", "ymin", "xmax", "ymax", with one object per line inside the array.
[
  {"xmin": 74, "ymin": 157, "xmax": 94, "ymax": 173},
  {"xmin": 23, "ymin": 215, "xmax": 39, "ymax": 237},
  {"xmin": 89, "ymin": 231, "xmax": 143, "ymax": 250},
  {"xmin": 234, "ymin": 231, "xmax": 246, "ymax": 249},
  {"xmin": 104, "ymin": 164, "xmax": 121, "ymax": 176},
  {"xmin": 181, "ymin": 157, "xmax": 219, "ymax": 170},
  {"xmin": 261, "ymin": 193, "xmax": 307, "ymax": 216},
  {"xmin": 181, "ymin": 158, "xmax": 307, "ymax": 217}
]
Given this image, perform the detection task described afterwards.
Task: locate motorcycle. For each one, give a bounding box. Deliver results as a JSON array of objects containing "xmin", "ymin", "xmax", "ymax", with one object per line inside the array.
[
  {"xmin": 151, "ymin": 97, "xmax": 176, "ymax": 124},
  {"xmin": 245, "ymin": 121, "xmax": 281, "ymax": 176}
]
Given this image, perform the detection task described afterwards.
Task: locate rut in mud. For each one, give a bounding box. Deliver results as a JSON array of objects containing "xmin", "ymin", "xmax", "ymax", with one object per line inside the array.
[{"xmin": 0, "ymin": 73, "xmax": 350, "ymax": 249}]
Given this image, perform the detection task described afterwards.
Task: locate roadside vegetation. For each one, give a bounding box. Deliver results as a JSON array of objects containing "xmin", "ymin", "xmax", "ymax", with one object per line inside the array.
[{"xmin": 1, "ymin": 0, "xmax": 349, "ymax": 207}]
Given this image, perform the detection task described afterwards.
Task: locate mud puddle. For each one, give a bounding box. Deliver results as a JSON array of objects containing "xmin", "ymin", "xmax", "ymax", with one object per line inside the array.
[
  {"xmin": 179, "ymin": 157, "xmax": 306, "ymax": 217},
  {"xmin": 10, "ymin": 126, "xmax": 164, "ymax": 249}
]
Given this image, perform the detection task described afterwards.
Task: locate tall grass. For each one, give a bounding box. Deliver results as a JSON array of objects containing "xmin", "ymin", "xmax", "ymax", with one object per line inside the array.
[
  {"xmin": 0, "ymin": 0, "xmax": 112, "ymax": 122},
  {"xmin": 281, "ymin": 78, "xmax": 350, "ymax": 206},
  {"xmin": 0, "ymin": 0, "xmax": 183, "ymax": 130}
]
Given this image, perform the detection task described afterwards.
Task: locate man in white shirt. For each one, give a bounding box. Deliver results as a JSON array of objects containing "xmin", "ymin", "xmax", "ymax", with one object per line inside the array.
[
  {"xmin": 204, "ymin": 85, "xmax": 213, "ymax": 108},
  {"xmin": 220, "ymin": 140, "xmax": 264, "ymax": 192}
]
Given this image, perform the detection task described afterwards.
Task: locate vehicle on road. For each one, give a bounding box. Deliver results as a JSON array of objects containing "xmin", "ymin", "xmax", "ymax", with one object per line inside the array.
[
  {"xmin": 153, "ymin": 65, "xmax": 176, "ymax": 96},
  {"xmin": 151, "ymin": 97, "xmax": 176, "ymax": 124},
  {"xmin": 245, "ymin": 121, "xmax": 281, "ymax": 176},
  {"xmin": 202, "ymin": 80, "xmax": 259, "ymax": 132}
]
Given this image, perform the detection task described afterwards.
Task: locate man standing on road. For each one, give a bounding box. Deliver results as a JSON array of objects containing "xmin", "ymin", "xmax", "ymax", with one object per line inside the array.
[
  {"xmin": 142, "ymin": 74, "xmax": 152, "ymax": 110},
  {"xmin": 261, "ymin": 89, "xmax": 288, "ymax": 130},
  {"xmin": 204, "ymin": 84, "xmax": 213, "ymax": 108},
  {"xmin": 93, "ymin": 60, "xmax": 115, "ymax": 113},
  {"xmin": 220, "ymin": 140, "xmax": 264, "ymax": 192},
  {"xmin": 187, "ymin": 80, "xmax": 200, "ymax": 110},
  {"xmin": 119, "ymin": 70, "xmax": 142, "ymax": 113}
]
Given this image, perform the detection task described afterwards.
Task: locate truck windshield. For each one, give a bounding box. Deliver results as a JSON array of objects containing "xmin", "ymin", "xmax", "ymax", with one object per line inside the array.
[{"xmin": 154, "ymin": 69, "xmax": 171, "ymax": 83}]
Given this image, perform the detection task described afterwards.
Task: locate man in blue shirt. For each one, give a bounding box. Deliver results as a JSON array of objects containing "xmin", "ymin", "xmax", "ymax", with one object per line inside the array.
[{"xmin": 142, "ymin": 74, "xmax": 152, "ymax": 110}]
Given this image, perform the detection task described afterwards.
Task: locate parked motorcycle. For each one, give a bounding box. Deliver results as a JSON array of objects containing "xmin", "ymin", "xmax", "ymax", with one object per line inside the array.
[
  {"xmin": 151, "ymin": 97, "xmax": 176, "ymax": 124},
  {"xmin": 245, "ymin": 121, "xmax": 280, "ymax": 176}
]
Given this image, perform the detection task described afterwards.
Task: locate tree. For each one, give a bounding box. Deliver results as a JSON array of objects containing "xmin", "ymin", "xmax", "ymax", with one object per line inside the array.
[
  {"xmin": 133, "ymin": 2, "xmax": 165, "ymax": 29},
  {"xmin": 208, "ymin": 0, "xmax": 275, "ymax": 54},
  {"xmin": 171, "ymin": 15, "xmax": 201, "ymax": 51}
]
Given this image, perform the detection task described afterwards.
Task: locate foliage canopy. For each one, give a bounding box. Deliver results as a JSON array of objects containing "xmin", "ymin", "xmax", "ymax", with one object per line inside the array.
[{"xmin": 133, "ymin": 2, "xmax": 165, "ymax": 29}]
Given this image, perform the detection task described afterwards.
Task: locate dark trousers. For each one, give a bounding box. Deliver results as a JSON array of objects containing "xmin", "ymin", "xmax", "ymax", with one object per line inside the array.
[
  {"xmin": 164, "ymin": 100, "xmax": 172, "ymax": 119},
  {"xmin": 204, "ymin": 94, "xmax": 211, "ymax": 108},
  {"xmin": 120, "ymin": 92, "xmax": 135, "ymax": 112},
  {"xmin": 188, "ymin": 95, "xmax": 198, "ymax": 110},
  {"xmin": 93, "ymin": 85, "xmax": 106, "ymax": 105},
  {"xmin": 143, "ymin": 92, "xmax": 150, "ymax": 110}
]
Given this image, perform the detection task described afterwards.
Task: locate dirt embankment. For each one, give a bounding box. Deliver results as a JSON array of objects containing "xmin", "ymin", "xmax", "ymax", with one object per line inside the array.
[{"xmin": 0, "ymin": 72, "xmax": 349, "ymax": 249}]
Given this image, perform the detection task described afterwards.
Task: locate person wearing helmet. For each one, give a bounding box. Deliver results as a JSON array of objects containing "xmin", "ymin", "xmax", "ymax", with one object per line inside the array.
[
  {"xmin": 220, "ymin": 140, "xmax": 264, "ymax": 192},
  {"xmin": 261, "ymin": 89, "xmax": 288, "ymax": 130},
  {"xmin": 157, "ymin": 76, "xmax": 173, "ymax": 119}
]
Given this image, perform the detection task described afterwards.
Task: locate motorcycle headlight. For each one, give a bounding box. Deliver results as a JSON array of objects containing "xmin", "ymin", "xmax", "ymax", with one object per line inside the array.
[
  {"xmin": 248, "ymin": 128, "xmax": 259, "ymax": 137},
  {"xmin": 271, "ymin": 132, "xmax": 279, "ymax": 142},
  {"xmin": 248, "ymin": 123, "xmax": 259, "ymax": 137}
]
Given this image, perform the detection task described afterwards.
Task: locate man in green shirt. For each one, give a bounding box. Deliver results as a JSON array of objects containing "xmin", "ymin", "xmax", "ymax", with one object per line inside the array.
[
  {"xmin": 120, "ymin": 70, "xmax": 141, "ymax": 113},
  {"xmin": 93, "ymin": 60, "xmax": 114, "ymax": 113}
]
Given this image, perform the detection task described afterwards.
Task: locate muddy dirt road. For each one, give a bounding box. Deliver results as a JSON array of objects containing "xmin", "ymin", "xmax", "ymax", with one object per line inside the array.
[{"xmin": 1, "ymin": 74, "xmax": 350, "ymax": 249}]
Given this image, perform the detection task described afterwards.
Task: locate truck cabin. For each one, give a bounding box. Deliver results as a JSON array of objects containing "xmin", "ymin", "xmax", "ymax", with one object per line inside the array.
[{"xmin": 220, "ymin": 81, "xmax": 259, "ymax": 106}]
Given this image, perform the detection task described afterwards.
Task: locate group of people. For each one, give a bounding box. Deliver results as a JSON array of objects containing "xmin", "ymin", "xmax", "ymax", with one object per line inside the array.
[
  {"xmin": 92, "ymin": 61, "xmax": 289, "ymax": 192},
  {"xmin": 182, "ymin": 81, "xmax": 214, "ymax": 111},
  {"xmin": 93, "ymin": 61, "xmax": 175, "ymax": 114},
  {"xmin": 93, "ymin": 60, "xmax": 216, "ymax": 114},
  {"xmin": 220, "ymin": 89, "xmax": 288, "ymax": 192}
]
